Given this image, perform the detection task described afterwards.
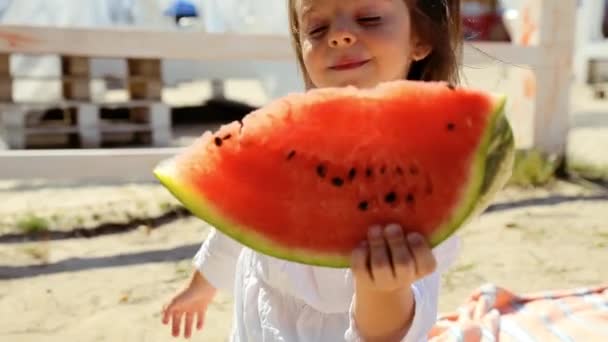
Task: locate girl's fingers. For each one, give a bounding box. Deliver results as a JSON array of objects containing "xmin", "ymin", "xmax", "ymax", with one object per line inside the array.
[
  {"xmin": 351, "ymin": 241, "xmax": 374, "ymax": 287},
  {"xmin": 406, "ymin": 233, "xmax": 437, "ymax": 277},
  {"xmin": 161, "ymin": 304, "xmax": 171, "ymax": 324},
  {"xmin": 184, "ymin": 312, "xmax": 194, "ymax": 338},
  {"xmin": 196, "ymin": 310, "xmax": 205, "ymax": 330},
  {"xmin": 368, "ymin": 225, "xmax": 393, "ymax": 285},
  {"xmin": 384, "ymin": 223, "xmax": 414, "ymax": 282},
  {"xmin": 171, "ymin": 311, "xmax": 184, "ymax": 337}
]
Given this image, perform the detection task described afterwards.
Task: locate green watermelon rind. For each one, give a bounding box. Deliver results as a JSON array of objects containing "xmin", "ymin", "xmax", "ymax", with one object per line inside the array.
[
  {"xmin": 427, "ymin": 94, "xmax": 512, "ymax": 247},
  {"xmin": 153, "ymin": 161, "xmax": 351, "ymax": 267}
]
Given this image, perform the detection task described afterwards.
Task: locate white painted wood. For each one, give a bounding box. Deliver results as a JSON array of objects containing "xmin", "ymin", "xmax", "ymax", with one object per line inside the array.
[
  {"xmin": 0, "ymin": 148, "xmax": 181, "ymax": 181},
  {"xmin": 77, "ymin": 103, "xmax": 101, "ymax": 148},
  {"xmin": 532, "ymin": 0, "xmax": 577, "ymax": 155},
  {"xmin": 0, "ymin": 100, "xmax": 175, "ymax": 149},
  {"xmin": 0, "ymin": 25, "xmax": 296, "ymax": 61},
  {"xmin": 25, "ymin": 126, "xmax": 79, "ymax": 135},
  {"xmin": 1, "ymin": 99, "xmax": 165, "ymax": 108},
  {"xmin": 1, "ymin": 105, "xmax": 23, "ymax": 127},
  {"xmin": 149, "ymin": 102, "xmax": 172, "ymax": 147},
  {"xmin": 0, "ymin": 105, "xmax": 25, "ymax": 149},
  {"xmin": 584, "ymin": 41, "xmax": 608, "ymax": 60}
]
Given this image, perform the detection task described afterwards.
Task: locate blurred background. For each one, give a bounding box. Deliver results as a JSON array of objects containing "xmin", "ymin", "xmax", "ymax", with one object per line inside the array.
[
  {"xmin": 0, "ymin": 1, "xmax": 607, "ymax": 341},
  {"xmin": 0, "ymin": 0, "xmax": 606, "ymax": 150}
]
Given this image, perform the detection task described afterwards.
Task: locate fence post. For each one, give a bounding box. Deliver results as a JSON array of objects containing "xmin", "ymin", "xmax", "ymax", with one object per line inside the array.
[{"xmin": 532, "ymin": 0, "xmax": 577, "ymax": 156}]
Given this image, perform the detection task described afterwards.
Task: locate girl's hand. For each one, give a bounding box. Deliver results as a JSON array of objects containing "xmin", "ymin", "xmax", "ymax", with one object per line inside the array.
[
  {"xmin": 161, "ymin": 270, "xmax": 217, "ymax": 339},
  {"xmin": 351, "ymin": 223, "xmax": 437, "ymax": 293}
]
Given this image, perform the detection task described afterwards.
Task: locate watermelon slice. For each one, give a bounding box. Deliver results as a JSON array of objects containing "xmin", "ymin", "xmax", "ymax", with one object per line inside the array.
[{"xmin": 154, "ymin": 80, "xmax": 515, "ymax": 268}]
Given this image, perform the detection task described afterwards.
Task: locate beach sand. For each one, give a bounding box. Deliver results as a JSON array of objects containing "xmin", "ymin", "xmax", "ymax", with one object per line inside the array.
[{"xmin": 1, "ymin": 179, "xmax": 606, "ymax": 341}]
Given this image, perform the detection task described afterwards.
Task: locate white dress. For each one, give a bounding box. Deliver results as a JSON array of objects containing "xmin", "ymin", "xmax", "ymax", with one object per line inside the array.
[{"xmin": 193, "ymin": 228, "xmax": 461, "ymax": 342}]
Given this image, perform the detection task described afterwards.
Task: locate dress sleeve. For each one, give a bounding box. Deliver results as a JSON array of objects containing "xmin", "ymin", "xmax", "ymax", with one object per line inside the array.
[
  {"xmin": 192, "ymin": 227, "xmax": 244, "ymax": 292},
  {"xmin": 344, "ymin": 235, "xmax": 461, "ymax": 341}
]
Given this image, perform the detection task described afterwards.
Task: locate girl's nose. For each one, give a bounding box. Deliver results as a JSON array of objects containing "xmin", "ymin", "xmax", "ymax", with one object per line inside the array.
[{"xmin": 328, "ymin": 29, "xmax": 357, "ymax": 48}]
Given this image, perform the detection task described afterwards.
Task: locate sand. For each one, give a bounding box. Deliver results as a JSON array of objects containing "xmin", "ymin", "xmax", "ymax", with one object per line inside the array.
[{"xmin": 1, "ymin": 179, "xmax": 607, "ymax": 341}]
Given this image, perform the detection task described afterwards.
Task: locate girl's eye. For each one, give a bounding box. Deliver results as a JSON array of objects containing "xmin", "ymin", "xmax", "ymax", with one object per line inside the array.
[
  {"xmin": 357, "ymin": 16, "xmax": 382, "ymax": 25},
  {"xmin": 309, "ymin": 26, "xmax": 328, "ymax": 38}
]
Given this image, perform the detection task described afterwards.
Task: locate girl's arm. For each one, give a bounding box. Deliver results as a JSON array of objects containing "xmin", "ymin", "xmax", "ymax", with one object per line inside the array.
[
  {"xmin": 192, "ymin": 227, "xmax": 244, "ymax": 292},
  {"xmin": 346, "ymin": 271, "xmax": 442, "ymax": 342}
]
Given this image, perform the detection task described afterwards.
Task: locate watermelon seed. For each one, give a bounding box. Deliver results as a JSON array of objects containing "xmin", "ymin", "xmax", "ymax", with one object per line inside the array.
[
  {"xmin": 358, "ymin": 201, "xmax": 369, "ymax": 211},
  {"xmin": 348, "ymin": 168, "xmax": 357, "ymax": 180},
  {"xmin": 286, "ymin": 150, "xmax": 296, "ymax": 160},
  {"xmin": 384, "ymin": 192, "xmax": 397, "ymax": 203},
  {"xmin": 365, "ymin": 168, "xmax": 373, "ymax": 178},
  {"xmin": 395, "ymin": 166, "xmax": 403, "ymax": 175},
  {"xmin": 447, "ymin": 84, "xmax": 455, "ymax": 90},
  {"xmin": 409, "ymin": 165, "xmax": 419, "ymax": 175},
  {"xmin": 214, "ymin": 137, "xmax": 223, "ymax": 147},
  {"xmin": 447, "ymin": 123, "xmax": 456, "ymax": 131},
  {"xmin": 223, "ymin": 134, "xmax": 232, "ymax": 140},
  {"xmin": 380, "ymin": 165, "xmax": 386, "ymax": 174},
  {"xmin": 406, "ymin": 193, "xmax": 415, "ymax": 204},
  {"xmin": 317, "ymin": 165, "xmax": 327, "ymax": 178},
  {"xmin": 331, "ymin": 177, "xmax": 344, "ymax": 187}
]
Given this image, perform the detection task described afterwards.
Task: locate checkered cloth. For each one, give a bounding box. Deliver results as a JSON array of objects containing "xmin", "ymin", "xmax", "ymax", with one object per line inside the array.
[{"xmin": 428, "ymin": 283, "xmax": 608, "ymax": 342}]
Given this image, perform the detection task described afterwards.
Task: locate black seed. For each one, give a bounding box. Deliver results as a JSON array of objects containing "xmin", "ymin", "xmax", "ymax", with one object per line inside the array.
[
  {"xmin": 406, "ymin": 193, "xmax": 415, "ymax": 203},
  {"xmin": 409, "ymin": 165, "xmax": 419, "ymax": 175},
  {"xmin": 447, "ymin": 83, "xmax": 455, "ymax": 90},
  {"xmin": 331, "ymin": 177, "xmax": 344, "ymax": 187},
  {"xmin": 214, "ymin": 137, "xmax": 223, "ymax": 146},
  {"xmin": 447, "ymin": 122, "xmax": 456, "ymax": 131},
  {"xmin": 365, "ymin": 168, "xmax": 373, "ymax": 177},
  {"xmin": 286, "ymin": 150, "xmax": 296, "ymax": 160},
  {"xmin": 358, "ymin": 201, "xmax": 369, "ymax": 211},
  {"xmin": 223, "ymin": 134, "xmax": 232, "ymax": 140},
  {"xmin": 384, "ymin": 192, "xmax": 397, "ymax": 203},
  {"xmin": 395, "ymin": 166, "xmax": 404, "ymax": 175},
  {"xmin": 348, "ymin": 168, "xmax": 357, "ymax": 180},
  {"xmin": 380, "ymin": 165, "xmax": 386, "ymax": 174},
  {"xmin": 316, "ymin": 165, "xmax": 327, "ymax": 178}
]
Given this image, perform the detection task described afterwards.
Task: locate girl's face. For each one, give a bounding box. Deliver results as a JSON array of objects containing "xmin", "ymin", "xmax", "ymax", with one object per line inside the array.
[{"xmin": 296, "ymin": 0, "xmax": 431, "ymax": 89}]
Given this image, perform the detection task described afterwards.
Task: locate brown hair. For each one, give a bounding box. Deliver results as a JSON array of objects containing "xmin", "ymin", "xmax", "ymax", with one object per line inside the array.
[{"xmin": 287, "ymin": 0, "xmax": 462, "ymax": 88}]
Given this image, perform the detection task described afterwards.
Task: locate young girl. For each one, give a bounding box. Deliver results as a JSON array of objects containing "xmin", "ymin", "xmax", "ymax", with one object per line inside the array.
[{"xmin": 162, "ymin": 0, "xmax": 463, "ymax": 340}]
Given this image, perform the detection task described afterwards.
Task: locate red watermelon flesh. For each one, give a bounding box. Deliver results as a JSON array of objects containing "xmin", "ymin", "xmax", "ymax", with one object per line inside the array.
[{"xmin": 154, "ymin": 80, "xmax": 514, "ymax": 268}]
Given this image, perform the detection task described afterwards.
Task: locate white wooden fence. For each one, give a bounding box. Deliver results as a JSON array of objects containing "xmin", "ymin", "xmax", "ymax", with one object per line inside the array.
[{"xmin": 0, "ymin": 0, "xmax": 578, "ymax": 181}]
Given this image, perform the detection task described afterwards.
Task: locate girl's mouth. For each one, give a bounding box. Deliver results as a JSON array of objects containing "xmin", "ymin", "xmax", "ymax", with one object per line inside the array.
[{"xmin": 329, "ymin": 59, "xmax": 371, "ymax": 71}]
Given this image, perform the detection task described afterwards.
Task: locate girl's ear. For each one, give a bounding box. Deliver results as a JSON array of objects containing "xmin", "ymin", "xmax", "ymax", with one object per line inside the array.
[{"xmin": 411, "ymin": 40, "xmax": 433, "ymax": 62}]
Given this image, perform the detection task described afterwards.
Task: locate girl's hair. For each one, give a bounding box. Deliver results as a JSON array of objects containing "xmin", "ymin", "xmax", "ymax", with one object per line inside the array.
[{"xmin": 287, "ymin": 0, "xmax": 462, "ymax": 88}]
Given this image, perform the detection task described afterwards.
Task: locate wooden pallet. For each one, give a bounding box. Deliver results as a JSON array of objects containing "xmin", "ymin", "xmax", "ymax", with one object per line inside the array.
[
  {"xmin": 0, "ymin": 55, "xmax": 172, "ymax": 149},
  {"xmin": 0, "ymin": 101, "xmax": 171, "ymax": 149}
]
